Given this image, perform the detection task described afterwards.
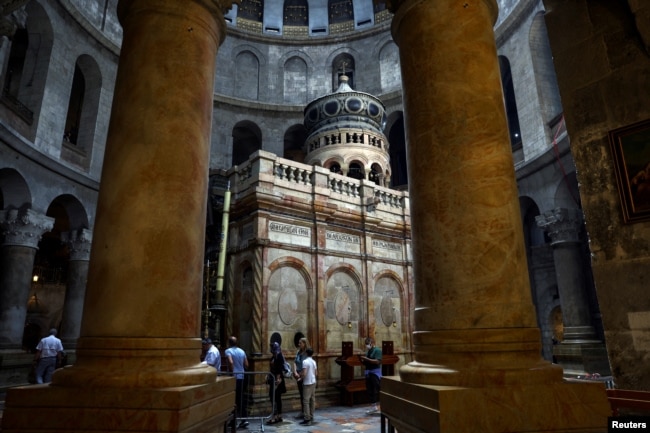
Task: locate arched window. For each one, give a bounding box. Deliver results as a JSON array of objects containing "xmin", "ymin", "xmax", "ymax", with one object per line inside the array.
[
  {"xmin": 332, "ymin": 53, "xmax": 355, "ymax": 90},
  {"xmin": 235, "ymin": 51, "xmax": 260, "ymax": 100},
  {"xmin": 328, "ymin": 0, "xmax": 354, "ymax": 24},
  {"xmin": 370, "ymin": 163, "xmax": 382, "ymax": 185},
  {"xmin": 64, "ymin": 64, "xmax": 84, "ymax": 145},
  {"xmin": 232, "ymin": 121, "xmax": 262, "ymax": 166},
  {"xmin": 348, "ymin": 162, "xmax": 364, "ymax": 180},
  {"xmin": 238, "ymin": 0, "xmax": 263, "ymax": 22},
  {"xmin": 3, "ymin": 28, "xmax": 28, "ymax": 98},
  {"xmin": 61, "ymin": 55, "xmax": 102, "ymax": 171},
  {"xmin": 283, "ymin": 124, "xmax": 307, "ymax": 162},
  {"xmin": 388, "ymin": 112, "xmax": 408, "ymax": 188},
  {"xmin": 283, "ymin": 56, "xmax": 308, "ymax": 103},
  {"xmin": 329, "ymin": 162, "xmax": 341, "ymax": 174},
  {"xmin": 283, "ymin": 0, "xmax": 308, "ymax": 26},
  {"xmin": 498, "ymin": 56, "xmax": 522, "ymax": 153}
]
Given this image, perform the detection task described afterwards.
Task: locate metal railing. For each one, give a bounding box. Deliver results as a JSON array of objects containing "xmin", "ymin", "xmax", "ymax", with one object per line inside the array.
[{"xmin": 219, "ymin": 370, "xmax": 276, "ymax": 433}]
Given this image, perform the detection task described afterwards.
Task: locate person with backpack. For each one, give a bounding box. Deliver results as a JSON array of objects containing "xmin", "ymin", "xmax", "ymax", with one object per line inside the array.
[{"xmin": 267, "ymin": 341, "xmax": 287, "ymax": 425}]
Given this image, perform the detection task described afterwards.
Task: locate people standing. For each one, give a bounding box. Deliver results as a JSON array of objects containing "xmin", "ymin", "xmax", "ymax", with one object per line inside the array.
[
  {"xmin": 267, "ymin": 341, "xmax": 287, "ymax": 425},
  {"xmin": 293, "ymin": 337, "xmax": 309, "ymax": 419},
  {"xmin": 359, "ymin": 337, "xmax": 382, "ymax": 414},
  {"xmin": 33, "ymin": 328, "xmax": 64, "ymax": 384},
  {"xmin": 225, "ymin": 336, "xmax": 249, "ymax": 429},
  {"xmin": 202, "ymin": 338, "xmax": 221, "ymax": 372},
  {"xmin": 299, "ymin": 348, "xmax": 317, "ymax": 426}
]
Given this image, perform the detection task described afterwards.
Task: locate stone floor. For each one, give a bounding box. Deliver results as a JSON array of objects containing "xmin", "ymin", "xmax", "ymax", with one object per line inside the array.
[
  {"xmin": 0, "ymin": 391, "xmax": 385, "ymax": 433},
  {"xmin": 235, "ymin": 406, "xmax": 383, "ymax": 433}
]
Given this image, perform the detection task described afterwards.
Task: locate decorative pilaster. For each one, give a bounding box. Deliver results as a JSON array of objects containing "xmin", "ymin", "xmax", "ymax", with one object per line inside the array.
[
  {"xmin": 379, "ymin": 0, "xmax": 610, "ymax": 432},
  {"xmin": 536, "ymin": 208, "xmax": 610, "ymax": 376},
  {"xmin": 59, "ymin": 229, "xmax": 93, "ymax": 348},
  {"xmin": 2, "ymin": 1, "xmax": 237, "ymax": 432},
  {"xmin": 0, "ymin": 209, "xmax": 54, "ymax": 348}
]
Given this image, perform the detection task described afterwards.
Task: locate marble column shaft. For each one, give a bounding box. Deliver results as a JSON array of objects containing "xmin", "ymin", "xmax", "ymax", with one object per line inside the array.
[
  {"xmin": 536, "ymin": 207, "xmax": 596, "ymax": 341},
  {"xmin": 379, "ymin": 2, "xmax": 610, "ymax": 432},
  {"xmin": 59, "ymin": 229, "xmax": 93, "ymax": 348},
  {"xmin": 0, "ymin": 209, "xmax": 54, "ymax": 348},
  {"xmin": 390, "ymin": 0, "xmax": 559, "ymax": 387},
  {"xmin": 54, "ymin": 0, "xmax": 227, "ymax": 388}
]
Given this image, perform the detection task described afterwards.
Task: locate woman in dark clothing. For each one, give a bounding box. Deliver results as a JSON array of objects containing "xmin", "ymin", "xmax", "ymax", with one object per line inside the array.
[{"xmin": 267, "ymin": 341, "xmax": 287, "ymax": 424}]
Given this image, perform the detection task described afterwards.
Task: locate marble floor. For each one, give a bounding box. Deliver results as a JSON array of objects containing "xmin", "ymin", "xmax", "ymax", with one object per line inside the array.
[{"xmin": 234, "ymin": 406, "xmax": 384, "ymax": 433}]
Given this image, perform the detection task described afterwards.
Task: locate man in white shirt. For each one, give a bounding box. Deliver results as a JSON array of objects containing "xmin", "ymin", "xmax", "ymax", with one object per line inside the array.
[
  {"xmin": 33, "ymin": 328, "xmax": 64, "ymax": 384},
  {"xmin": 299, "ymin": 348, "xmax": 317, "ymax": 426},
  {"xmin": 202, "ymin": 338, "xmax": 221, "ymax": 372}
]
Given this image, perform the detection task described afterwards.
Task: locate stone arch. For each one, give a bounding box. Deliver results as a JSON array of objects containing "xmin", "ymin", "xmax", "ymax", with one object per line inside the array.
[
  {"xmin": 377, "ymin": 40, "xmax": 400, "ymax": 92},
  {"xmin": 327, "ymin": 49, "xmax": 360, "ymax": 90},
  {"xmin": 18, "ymin": 1, "xmax": 55, "ymax": 124},
  {"xmin": 386, "ymin": 111, "xmax": 407, "ymax": 188},
  {"xmin": 61, "ymin": 54, "xmax": 103, "ymax": 172},
  {"xmin": 324, "ymin": 263, "xmax": 363, "ymax": 351},
  {"xmin": 283, "ymin": 124, "xmax": 308, "ymax": 162},
  {"xmin": 324, "ymin": 156, "xmax": 344, "ymax": 173},
  {"xmin": 283, "ymin": 56, "xmax": 308, "ymax": 104},
  {"xmin": 529, "ymin": 11, "xmax": 563, "ymax": 133},
  {"xmin": 234, "ymin": 50, "xmax": 261, "ymax": 100},
  {"xmin": 231, "ymin": 258, "xmax": 256, "ymax": 353},
  {"xmin": 29, "ymin": 194, "xmax": 89, "ymax": 345},
  {"xmin": 538, "ymin": 297, "xmax": 562, "ymax": 362},
  {"xmin": 232, "ymin": 120, "xmax": 263, "ymax": 166},
  {"xmin": 371, "ymin": 270, "xmax": 405, "ymax": 350},
  {"xmin": 0, "ymin": 168, "xmax": 32, "ymax": 211},
  {"xmin": 266, "ymin": 257, "xmax": 312, "ymax": 354},
  {"xmin": 553, "ymin": 170, "xmax": 580, "ymax": 209},
  {"xmin": 498, "ymin": 55, "xmax": 522, "ymax": 155}
]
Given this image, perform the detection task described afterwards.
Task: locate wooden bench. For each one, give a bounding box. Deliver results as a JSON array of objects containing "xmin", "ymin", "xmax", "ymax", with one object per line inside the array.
[{"xmin": 607, "ymin": 389, "xmax": 650, "ymax": 416}]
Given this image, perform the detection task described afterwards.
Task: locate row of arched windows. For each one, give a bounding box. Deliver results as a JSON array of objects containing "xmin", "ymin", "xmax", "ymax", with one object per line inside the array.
[{"xmin": 236, "ymin": 0, "xmax": 387, "ymax": 26}]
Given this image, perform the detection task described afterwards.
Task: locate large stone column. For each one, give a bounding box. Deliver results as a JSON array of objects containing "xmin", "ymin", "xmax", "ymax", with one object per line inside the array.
[
  {"xmin": 0, "ymin": 209, "xmax": 54, "ymax": 348},
  {"xmin": 536, "ymin": 207, "xmax": 610, "ymax": 375},
  {"xmin": 380, "ymin": 1, "xmax": 610, "ymax": 432},
  {"xmin": 2, "ymin": 1, "xmax": 235, "ymax": 432},
  {"xmin": 59, "ymin": 229, "xmax": 92, "ymax": 349}
]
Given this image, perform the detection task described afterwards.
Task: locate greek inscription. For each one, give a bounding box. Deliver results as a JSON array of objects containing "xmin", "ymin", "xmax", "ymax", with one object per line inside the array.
[
  {"xmin": 326, "ymin": 231, "xmax": 360, "ymax": 244},
  {"xmin": 269, "ymin": 222, "xmax": 310, "ymax": 237},
  {"xmin": 372, "ymin": 239, "xmax": 401, "ymax": 251}
]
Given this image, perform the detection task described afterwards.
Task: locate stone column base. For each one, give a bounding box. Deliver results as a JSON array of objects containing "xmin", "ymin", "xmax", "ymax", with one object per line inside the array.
[
  {"xmin": 381, "ymin": 376, "xmax": 610, "ymax": 432},
  {"xmin": 1, "ymin": 377, "xmax": 235, "ymax": 432},
  {"xmin": 554, "ymin": 342, "xmax": 611, "ymax": 378}
]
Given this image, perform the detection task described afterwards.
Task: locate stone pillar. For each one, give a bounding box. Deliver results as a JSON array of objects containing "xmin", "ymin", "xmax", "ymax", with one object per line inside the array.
[
  {"xmin": 536, "ymin": 207, "xmax": 610, "ymax": 375},
  {"xmin": 1, "ymin": 1, "xmax": 235, "ymax": 432},
  {"xmin": 0, "ymin": 209, "xmax": 54, "ymax": 348},
  {"xmin": 380, "ymin": 1, "xmax": 610, "ymax": 432},
  {"xmin": 536, "ymin": 207, "xmax": 596, "ymax": 341},
  {"xmin": 59, "ymin": 229, "xmax": 92, "ymax": 349}
]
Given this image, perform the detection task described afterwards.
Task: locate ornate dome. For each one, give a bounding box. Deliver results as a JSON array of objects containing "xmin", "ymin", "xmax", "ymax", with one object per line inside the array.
[{"xmin": 303, "ymin": 74, "xmax": 390, "ymax": 185}]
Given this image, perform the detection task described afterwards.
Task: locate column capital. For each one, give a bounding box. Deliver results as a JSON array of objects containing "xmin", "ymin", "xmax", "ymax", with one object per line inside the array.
[
  {"xmin": 62, "ymin": 228, "xmax": 93, "ymax": 261},
  {"xmin": 535, "ymin": 207, "xmax": 583, "ymax": 245},
  {"xmin": 0, "ymin": 209, "xmax": 54, "ymax": 248}
]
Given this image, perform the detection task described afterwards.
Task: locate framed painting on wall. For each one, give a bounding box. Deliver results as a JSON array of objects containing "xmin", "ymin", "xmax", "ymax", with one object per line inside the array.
[{"xmin": 608, "ymin": 118, "xmax": 650, "ymax": 224}]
